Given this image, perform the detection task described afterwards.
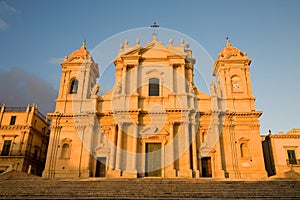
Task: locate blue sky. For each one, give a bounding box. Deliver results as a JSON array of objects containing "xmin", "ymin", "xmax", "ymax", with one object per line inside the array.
[{"xmin": 0, "ymin": 0, "xmax": 299, "ymax": 134}]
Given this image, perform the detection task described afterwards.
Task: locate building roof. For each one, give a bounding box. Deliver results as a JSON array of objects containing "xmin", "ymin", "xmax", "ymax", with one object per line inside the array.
[
  {"xmin": 218, "ymin": 38, "xmax": 248, "ymax": 60},
  {"xmin": 61, "ymin": 41, "xmax": 92, "ymax": 64}
]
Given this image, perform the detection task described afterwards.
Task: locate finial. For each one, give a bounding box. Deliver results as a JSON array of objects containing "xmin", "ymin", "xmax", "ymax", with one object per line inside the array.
[
  {"xmin": 150, "ymin": 22, "xmax": 159, "ymax": 37},
  {"xmin": 268, "ymin": 129, "xmax": 272, "ymax": 134},
  {"xmin": 226, "ymin": 36, "xmax": 231, "ymax": 47},
  {"xmin": 186, "ymin": 43, "xmax": 190, "ymax": 49},
  {"xmin": 124, "ymin": 39, "xmax": 128, "ymax": 46},
  {"xmin": 169, "ymin": 38, "xmax": 173, "ymax": 46},
  {"xmin": 119, "ymin": 43, "xmax": 124, "ymax": 50},
  {"xmin": 180, "ymin": 39, "xmax": 184, "ymax": 46},
  {"xmin": 136, "ymin": 38, "xmax": 140, "ymax": 46},
  {"xmin": 152, "ymin": 34, "xmax": 157, "ymax": 42},
  {"xmin": 82, "ymin": 40, "xmax": 86, "ymax": 48}
]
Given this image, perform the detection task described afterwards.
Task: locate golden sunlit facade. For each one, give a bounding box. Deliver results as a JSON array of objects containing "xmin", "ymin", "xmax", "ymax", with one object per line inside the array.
[
  {"xmin": 0, "ymin": 104, "xmax": 49, "ymax": 176},
  {"xmin": 43, "ymin": 36, "xmax": 267, "ymax": 179}
]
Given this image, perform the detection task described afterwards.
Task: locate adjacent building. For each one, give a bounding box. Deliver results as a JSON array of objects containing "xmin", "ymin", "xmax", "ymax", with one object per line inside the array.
[
  {"xmin": 262, "ymin": 129, "xmax": 300, "ymax": 176},
  {"xmin": 0, "ymin": 104, "xmax": 49, "ymax": 176},
  {"xmin": 43, "ymin": 35, "xmax": 268, "ymax": 179}
]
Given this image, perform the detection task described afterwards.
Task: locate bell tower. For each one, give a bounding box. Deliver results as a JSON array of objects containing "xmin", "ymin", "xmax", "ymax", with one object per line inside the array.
[
  {"xmin": 213, "ymin": 38, "xmax": 255, "ymax": 112},
  {"xmin": 212, "ymin": 38, "xmax": 267, "ymax": 179},
  {"xmin": 55, "ymin": 41, "xmax": 99, "ymax": 113},
  {"xmin": 43, "ymin": 42, "xmax": 100, "ymax": 178}
]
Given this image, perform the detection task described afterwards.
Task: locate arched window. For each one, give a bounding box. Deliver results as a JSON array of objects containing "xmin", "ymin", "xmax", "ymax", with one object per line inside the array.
[
  {"xmin": 202, "ymin": 132, "xmax": 207, "ymax": 143},
  {"xmin": 61, "ymin": 143, "xmax": 70, "ymax": 158},
  {"xmin": 69, "ymin": 79, "xmax": 78, "ymax": 94},
  {"xmin": 240, "ymin": 143, "xmax": 248, "ymax": 158},
  {"xmin": 149, "ymin": 78, "xmax": 159, "ymax": 96}
]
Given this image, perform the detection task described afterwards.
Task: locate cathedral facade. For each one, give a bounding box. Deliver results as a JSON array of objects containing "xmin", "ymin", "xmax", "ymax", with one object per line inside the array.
[{"xmin": 43, "ymin": 35, "xmax": 267, "ymax": 179}]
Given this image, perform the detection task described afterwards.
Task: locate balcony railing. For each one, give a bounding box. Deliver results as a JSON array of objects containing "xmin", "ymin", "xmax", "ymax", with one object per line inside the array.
[
  {"xmin": 286, "ymin": 159, "xmax": 300, "ymax": 165},
  {"xmin": 0, "ymin": 150, "xmax": 46, "ymax": 163},
  {"xmin": 4, "ymin": 107, "xmax": 28, "ymax": 112}
]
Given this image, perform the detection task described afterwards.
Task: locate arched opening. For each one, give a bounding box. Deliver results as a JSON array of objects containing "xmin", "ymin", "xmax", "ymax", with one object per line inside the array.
[
  {"xmin": 69, "ymin": 79, "xmax": 78, "ymax": 94},
  {"xmin": 61, "ymin": 143, "xmax": 70, "ymax": 158},
  {"xmin": 202, "ymin": 132, "xmax": 207, "ymax": 143},
  {"xmin": 240, "ymin": 143, "xmax": 248, "ymax": 158},
  {"xmin": 149, "ymin": 78, "xmax": 159, "ymax": 96}
]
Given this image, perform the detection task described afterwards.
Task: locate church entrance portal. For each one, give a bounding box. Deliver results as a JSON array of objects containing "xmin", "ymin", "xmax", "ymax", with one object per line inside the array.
[
  {"xmin": 145, "ymin": 143, "xmax": 162, "ymax": 177},
  {"xmin": 95, "ymin": 157, "xmax": 106, "ymax": 177},
  {"xmin": 201, "ymin": 157, "xmax": 212, "ymax": 177}
]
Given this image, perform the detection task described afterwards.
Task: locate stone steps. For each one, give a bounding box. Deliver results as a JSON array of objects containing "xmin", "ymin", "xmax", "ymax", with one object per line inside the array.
[{"xmin": 0, "ymin": 179, "xmax": 299, "ymax": 199}]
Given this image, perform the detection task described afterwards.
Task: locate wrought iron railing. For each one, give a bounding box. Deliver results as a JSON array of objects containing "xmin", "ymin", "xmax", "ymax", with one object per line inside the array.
[
  {"xmin": 2, "ymin": 106, "xmax": 46, "ymax": 120},
  {"xmin": 4, "ymin": 107, "xmax": 28, "ymax": 112},
  {"xmin": 0, "ymin": 150, "xmax": 46, "ymax": 163},
  {"xmin": 286, "ymin": 159, "xmax": 300, "ymax": 165}
]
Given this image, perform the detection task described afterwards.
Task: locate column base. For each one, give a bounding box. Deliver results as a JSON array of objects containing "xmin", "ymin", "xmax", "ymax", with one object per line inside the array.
[
  {"xmin": 192, "ymin": 170, "xmax": 200, "ymax": 178},
  {"xmin": 165, "ymin": 169, "xmax": 177, "ymax": 178},
  {"xmin": 106, "ymin": 169, "xmax": 121, "ymax": 178},
  {"xmin": 122, "ymin": 170, "xmax": 138, "ymax": 178},
  {"xmin": 177, "ymin": 169, "xmax": 193, "ymax": 178}
]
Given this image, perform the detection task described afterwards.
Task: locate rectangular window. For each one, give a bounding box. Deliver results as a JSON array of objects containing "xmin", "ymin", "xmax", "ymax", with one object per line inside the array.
[
  {"xmin": 149, "ymin": 78, "xmax": 160, "ymax": 96},
  {"xmin": 10, "ymin": 116, "xmax": 16, "ymax": 125},
  {"xmin": 287, "ymin": 150, "xmax": 297, "ymax": 164},
  {"xmin": 1, "ymin": 140, "xmax": 12, "ymax": 156}
]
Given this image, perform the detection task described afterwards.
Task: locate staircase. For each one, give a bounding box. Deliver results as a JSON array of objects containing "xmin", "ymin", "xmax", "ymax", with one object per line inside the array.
[{"xmin": 0, "ymin": 177, "xmax": 299, "ymax": 199}]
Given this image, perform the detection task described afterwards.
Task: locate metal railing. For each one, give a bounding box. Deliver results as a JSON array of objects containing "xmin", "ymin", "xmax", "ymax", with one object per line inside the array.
[
  {"xmin": 286, "ymin": 159, "xmax": 300, "ymax": 165},
  {"xmin": 4, "ymin": 107, "xmax": 28, "ymax": 112},
  {"xmin": 2, "ymin": 106, "xmax": 46, "ymax": 120},
  {"xmin": 0, "ymin": 150, "xmax": 46, "ymax": 163}
]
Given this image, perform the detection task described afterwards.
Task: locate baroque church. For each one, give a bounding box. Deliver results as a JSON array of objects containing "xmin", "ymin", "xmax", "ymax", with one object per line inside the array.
[{"xmin": 43, "ymin": 34, "xmax": 267, "ymax": 179}]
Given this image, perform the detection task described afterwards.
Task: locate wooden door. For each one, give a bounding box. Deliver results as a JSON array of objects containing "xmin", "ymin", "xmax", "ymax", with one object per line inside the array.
[
  {"xmin": 95, "ymin": 157, "xmax": 106, "ymax": 177},
  {"xmin": 201, "ymin": 157, "xmax": 212, "ymax": 177},
  {"xmin": 145, "ymin": 143, "xmax": 162, "ymax": 177}
]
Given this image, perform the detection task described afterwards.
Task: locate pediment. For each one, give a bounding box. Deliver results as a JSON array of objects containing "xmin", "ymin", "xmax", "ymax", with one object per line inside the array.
[{"xmin": 119, "ymin": 43, "xmax": 186, "ymax": 60}]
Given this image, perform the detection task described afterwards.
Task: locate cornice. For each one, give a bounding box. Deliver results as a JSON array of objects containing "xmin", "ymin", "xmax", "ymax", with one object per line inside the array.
[
  {"xmin": 0, "ymin": 125, "xmax": 30, "ymax": 130},
  {"xmin": 269, "ymin": 134, "xmax": 300, "ymax": 139}
]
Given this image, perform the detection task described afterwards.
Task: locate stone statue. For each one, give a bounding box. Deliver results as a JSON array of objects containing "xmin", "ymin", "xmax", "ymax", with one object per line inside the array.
[
  {"xmin": 90, "ymin": 83, "xmax": 100, "ymax": 98},
  {"xmin": 210, "ymin": 81, "xmax": 216, "ymax": 95},
  {"xmin": 115, "ymin": 82, "xmax": 122, "ymax": 94}
]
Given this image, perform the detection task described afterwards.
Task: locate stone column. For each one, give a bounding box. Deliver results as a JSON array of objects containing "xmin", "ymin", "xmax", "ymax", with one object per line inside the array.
[
  {"xmin": 135, "ymin": 65, "xmax": 139, "ymax": 94},
  {"xmin": 121, "ymin": 66, "xmax": 127, "ymax": 95},
  {"xmin": 180, "ymin": 64, "xmax": 186, "ymax": 94},
  {"xmin": 42, "ymin": 125, "xmax": 61, "ymax": 178},
  {"xmin": 123, "ymin": 123, "xmax": 138, "ymax": 178},
  {"xmin": 115, "ymin": 123, "xmax": 123, "ymax": 171},
  {"xmin": 178, "ymin": 122, "xmax": 192, "ymax": 178},
  {"xmin": 191, "ymin": 123, "xmax": 199, "ymax": 177},
  {"xmin": 109, "ymin": 125, "xmax": 117, "ymax": 170},
  {"xmin": 165, "ymin": 122, "xmax": 176, "ymax": 177},
  {"xmin": 131, "ymin": 123, "xmax": 138, "ymax": 171}
]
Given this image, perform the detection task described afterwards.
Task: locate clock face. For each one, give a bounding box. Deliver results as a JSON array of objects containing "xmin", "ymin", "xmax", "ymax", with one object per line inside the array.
[{"xmin": 233, "ymin": 83, "xmax": 240, "ymax": 89}]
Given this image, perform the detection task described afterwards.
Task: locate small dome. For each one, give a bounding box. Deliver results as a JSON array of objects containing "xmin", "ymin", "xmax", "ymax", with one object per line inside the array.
[
  {"xmin": 218, "ymin": 38, "xmax": 247, "ymax": 59},
  {"xmin": 69, "ymin": 41, "xmax": 90, "ymax": 59},
  {"xmin": 63, "ymin": 41, "xmax": 91, "ymax": 63}
]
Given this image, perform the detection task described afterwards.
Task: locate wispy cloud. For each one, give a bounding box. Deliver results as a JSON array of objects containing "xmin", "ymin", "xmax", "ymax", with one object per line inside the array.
[
  {"xmin": 0, "ymin": 1, "xmax": 16, "ymax": 15},
  {"xmin": 48, "ymin": 57, "xmax": 64, "ymax": 65},
  {"xmin": 0, "ymin": 18, "xmax": 7, "ymax": 30},
  {"xmin": 0, "ymin": 1, "xmax": 17, "ymax": 31},
  {"xmin": 0, "ymin": 68, "xmax": 57, "ymax": 114}
]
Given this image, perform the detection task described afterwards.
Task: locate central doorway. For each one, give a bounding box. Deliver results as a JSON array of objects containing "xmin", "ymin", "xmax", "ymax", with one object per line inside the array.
[
  {"xmin": 145, "ymin": 143, "xmax": 162, "ymax": 177},
  {"xmin": 95, "ymin": 157, "xmax": 106, "ymax": 177},
  {"xmin": 201, "ymin": 157, "xmax": 212, "ymax": 177}
]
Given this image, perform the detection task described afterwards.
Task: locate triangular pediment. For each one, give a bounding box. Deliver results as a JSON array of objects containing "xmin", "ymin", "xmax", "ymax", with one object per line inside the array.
[{"xmin": 119, "ymin": 42, "xmax": 186, "ymax": 60}]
